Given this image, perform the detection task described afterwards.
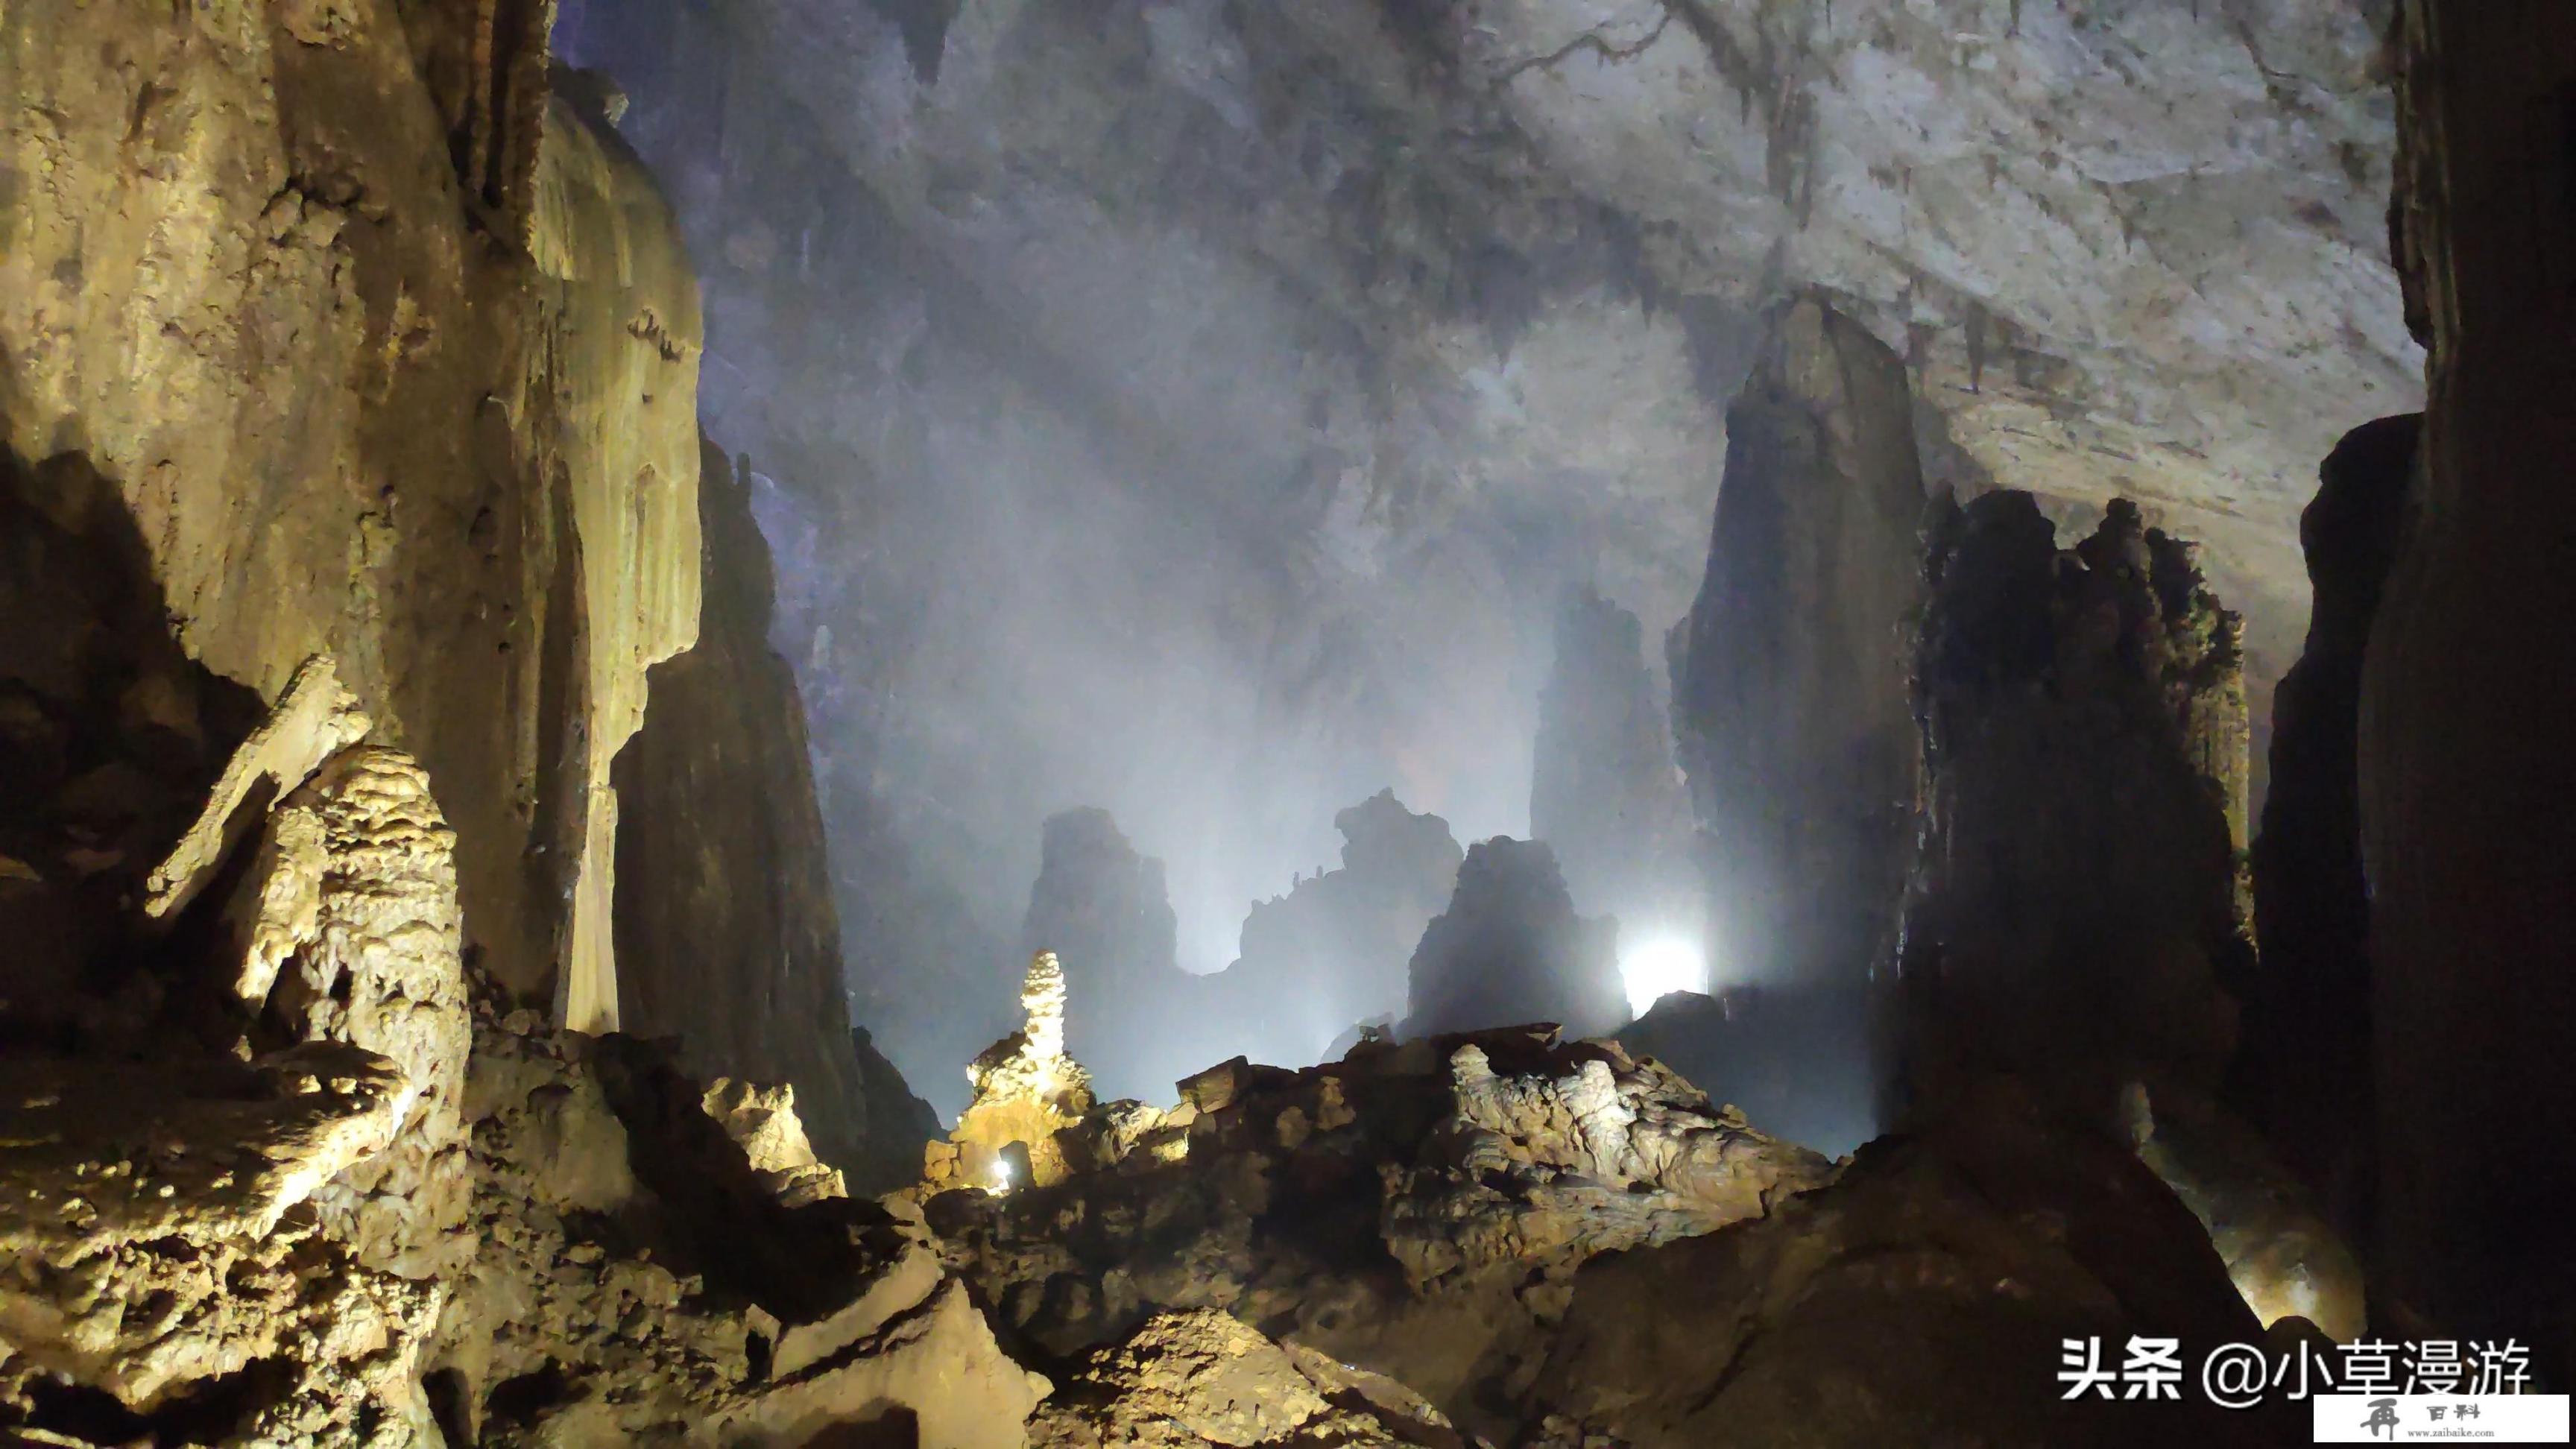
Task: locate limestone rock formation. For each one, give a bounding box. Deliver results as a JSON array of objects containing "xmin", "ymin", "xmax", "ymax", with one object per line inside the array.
[
  {"xmin": 0, "ymin": 672, "xmax": 475, "ymax": 1441},
  {"xmin": 1402, "ymin": 839, "xmax": 1623, "ymax": 1042},
  {"xmin": 1024, "ymin": 808, "xmax": 1190, "ymax": 1099},
  {"xmin": 1614, "ymin": 984, "xmax": 1875, "ymax": 1156},
  {"xmin": 0, "ymin": 0, "xmax": 716, "ymax": 1046},
  {"xmin": 701, "ymin": 1078, "xmax": 850, "ymax": 1209},
  {"xmin": 1026, "ymin": 1310, "xmax": 1471, "ymax": 1449},
  {"xmin": 1381, "ymin": 1040, "xmax": 1827, "ymax": 1292},
  {"xmin": 926, "ymin": 952, "xmax": 1100, "ymax": 1193},
  {"xmin": 433, "ymin": 1014, "xmax": 1050, "ymax": 1448},
  {"xmin": 2235, "ymin": 413, "xmax": 2416, "ymax": 1240},
  {"xmin": 1530, "ymin": 587, "xmax": 1691, "ymax": 939},
  {"xmin": 523, "ymin": 90, "xmax": 707, "ymax": 1034},
  {"xmin": 1669, "ymin": 294, "xmax": 1931, "ymax": 990},
  {"xmin": 614, "ymin": 437, "xmax": 935, "ymax": 1189},
  {"xmin": 2123, "ymin": 1084, "xmax": 2365, "ymax": 1345},
  {"xmin": 1893, "ymin": 493, "xmax": 2251, "ymax": 1116},
  {"xmin": 1522, "ymin": 1082, "xmax": 2312, "ymax": 1448},
  {"xmin": 1203, "ymin": 789, "xmax": 1465, "ymax": 1071},
  {"xmin": 926, "ymin": 1026, "xmax": 1828, "ymax": 1441},
  {"xmin": 2365, "ymin": 1, "xmax": 2576, "ymax": 1378},
  {"xmin": 560, "ymin": 4, "xmax": 2417, "ymax": 1054},
  {"xmin": 0, "ymin": 672, "xmax": 1029, "ymax": 1447}
]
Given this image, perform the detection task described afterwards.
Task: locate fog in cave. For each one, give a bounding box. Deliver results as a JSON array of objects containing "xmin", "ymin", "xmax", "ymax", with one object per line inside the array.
[
  {"xmin": 552, "ymin": 1, "xmax": 1768, "ymax": 1117},
  {"xmin": 18, "ymin": 0, "xmax": 2572, "ymax": 1439}
]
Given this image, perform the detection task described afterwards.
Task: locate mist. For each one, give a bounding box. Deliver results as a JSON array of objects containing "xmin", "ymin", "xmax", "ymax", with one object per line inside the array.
[{"xmin": 555, "ymin": 0, "xmax": 1740, "ymax": 1116}]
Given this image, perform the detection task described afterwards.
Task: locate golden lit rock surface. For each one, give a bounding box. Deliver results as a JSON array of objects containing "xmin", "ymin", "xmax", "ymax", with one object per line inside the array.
[
  {"xmin": 928, "ymin": 951, "xmax": 1100, "ymax": 1192},
  {"xmin": 927, "ymin": 1024, "xmax": 1830, "ymax": 1443},
  {"xmin": 1026, "ymin": 1309, "xmax": 1471, "ymax": 1449}
]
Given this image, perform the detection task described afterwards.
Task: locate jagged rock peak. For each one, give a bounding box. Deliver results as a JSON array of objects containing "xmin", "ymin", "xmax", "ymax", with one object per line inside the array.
[
  {"xmin": 1404, "ymin": 837, "xmax": 1624, "ymax": 1041},
  {"xmin": 926, "ymin": 1024, "xmax": 1828, "ymax": 1440}
]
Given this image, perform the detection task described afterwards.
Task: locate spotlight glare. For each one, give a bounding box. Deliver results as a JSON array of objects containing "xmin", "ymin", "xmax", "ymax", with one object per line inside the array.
[{"xmin": 1620, "ymin": 936, "xmax": 1708, "ymax": 1019}]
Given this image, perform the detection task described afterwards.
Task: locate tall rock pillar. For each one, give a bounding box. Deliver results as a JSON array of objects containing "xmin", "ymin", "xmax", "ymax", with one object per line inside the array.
[
  {"xmin": 2364, "ymin": 1, "xmax": 2576, "ymax": 1375},
  {"xmin": 1669, "ymin": 295, "xmax": 1928, "ymax": 988}
]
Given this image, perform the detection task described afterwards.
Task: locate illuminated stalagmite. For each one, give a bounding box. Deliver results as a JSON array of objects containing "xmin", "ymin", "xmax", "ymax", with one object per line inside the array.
[{"xmin": 926, "ymin": 951, "xmax": 1099, "ymax": 1192}]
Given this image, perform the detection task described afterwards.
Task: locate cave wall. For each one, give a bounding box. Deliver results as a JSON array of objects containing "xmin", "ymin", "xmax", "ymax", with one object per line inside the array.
[
  {"xmin": 1895, "ymin": 493, "xmax": 2250, "ymax": 1117},
  {"xmin": 0, "ymin": 0, "xmax": 693, "ymax": 1014},
  {"xmin": 2365, "ymin": 0, "xmax": 2576, "ymax": 1377},
  {"xmin": 2236, "ymin": 412, "xmax": 2415, "ymax": 1243},
  {"xmin": 613, "ymin": 438, "xmax": 935, "ymax": 1186},
  {"xmin": 547, "ymin": 0, "xmax": 2418, "ymax": 1103},
  {"xmin": 0, "ymin": 0, "xmax": 900, "ymax": 1166}
]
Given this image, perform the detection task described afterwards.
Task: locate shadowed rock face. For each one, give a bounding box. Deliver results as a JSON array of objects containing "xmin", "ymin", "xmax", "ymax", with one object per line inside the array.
[
  {"xmin": 2366, "ymin": 0, "xmax": 2576, "ymax": 1380},
  {"xmin": 1616, "ymin": 985, "xmax": 1876, "ymax": 1157},
  {"xmin": 615, "ymin": 438, "xmax": 936, "ymax": 1191},
  {"xmin": 1670, "ymin": 294, "xmax": 1930, "ymax": 991},
  {"xmin": 1892, "ymin": 492, "xmax": 2250, "ymax": 1120},
  {"xmin": 1526, "ymin": 1082, "xmax": 2311, "ymax": 1449},
  {"xmin": 1403, "ymin": 838, "xmax": 1624, "ymax": 1042},
  {"xmin": 2234, "ymin": 413, "xmax": 2416, "ymax": 1243}
]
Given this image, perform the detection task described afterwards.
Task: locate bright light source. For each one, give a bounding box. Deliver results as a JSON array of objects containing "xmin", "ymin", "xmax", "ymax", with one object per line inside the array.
[
  {"xmin": 1619, "ymin": 936, "xmax": 1708, "ymax": 1019},
  {"xmin": 986, "ymin": 1156, "xmax": 1015, "ymax": 1194}
]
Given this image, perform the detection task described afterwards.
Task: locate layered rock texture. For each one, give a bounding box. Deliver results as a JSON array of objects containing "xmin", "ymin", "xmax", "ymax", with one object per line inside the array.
[
  {"xmin": 1670, "ymin": 294, "xmax": 1931, "ymax": 990},
  {"xmin": 1402, "ymin": 839, "xmax": 1625, "ymax": 1041},
  {"xmin": 2364, "ymin": 0, "xmax": 2576, "ymax": 1380},
  {"xmin": 0, "ymin": 690, "xmax": 1044, "ymax": 1444},
  {"xmin": 0, "ymin": 0, "xmax": 891, "ymax": 1145}
]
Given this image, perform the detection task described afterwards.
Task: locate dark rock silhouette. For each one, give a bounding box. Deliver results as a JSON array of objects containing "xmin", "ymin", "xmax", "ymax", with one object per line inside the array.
[
  {"xmin": 1022, "ymin": 806, "xmax": 1187, "ymax": 1099},
  {"xmin": 1403, "ymin": 838, "xmax": 1623, "ymax": 1041},
  {"xmin": 2232, "ymin": 414, "xmax": 2415, "ymax": 1244},
  {"xmin": 1892, "ymin": 493, "xmax": 2250, "ymax": 1120},
  {"xmin": 2367, "ymin": 2, "xmax": 2576, "ymax": 1380},
  {"xmin": 616, "ymin": 438, "xmax": 938, "ymax": 1188},
  {"xmin": 1206, "ymin": 789, "xmax": 1462, "ymax": 1070}
]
